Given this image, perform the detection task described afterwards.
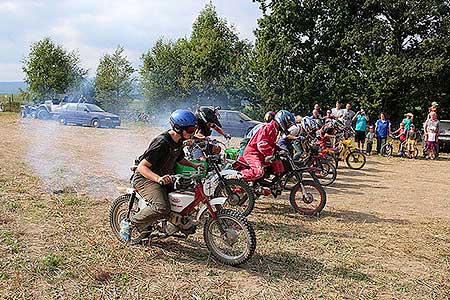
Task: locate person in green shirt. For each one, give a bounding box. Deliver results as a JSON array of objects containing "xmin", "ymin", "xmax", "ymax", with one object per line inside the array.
[{"xmin": 402, "ymin": 113, "xmax": 413, "ymax": 131}]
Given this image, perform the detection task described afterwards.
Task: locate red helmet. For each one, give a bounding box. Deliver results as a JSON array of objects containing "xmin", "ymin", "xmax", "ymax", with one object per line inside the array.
[{"xmin": 264, "ymin": 111, "xmax": 276, "ymax": 123}]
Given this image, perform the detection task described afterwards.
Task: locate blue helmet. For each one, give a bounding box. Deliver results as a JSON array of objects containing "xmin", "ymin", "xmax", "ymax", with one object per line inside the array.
[
  {"xmin": 275, "ymin": 110, "xmax": 296, "ymax": 134},
  {"xmin": 170, "ymin": 109, "xmax": 197, "ymax": 133}
]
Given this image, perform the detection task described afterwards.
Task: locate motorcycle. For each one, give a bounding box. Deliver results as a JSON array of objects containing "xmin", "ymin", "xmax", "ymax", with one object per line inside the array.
[
  {"xmin": 181, "ymin": 139, "xmax": 256, "ymax": 216},
  {"xmin": 232, "ymin": 150, "xmax": 327, "ymax": 216},
  {"xmin": 109, "ymin": 168, "xmax": 256, "ymax": 266}
]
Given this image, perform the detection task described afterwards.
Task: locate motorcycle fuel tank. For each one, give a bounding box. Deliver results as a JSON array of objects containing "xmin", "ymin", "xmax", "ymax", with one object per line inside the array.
[{"xmin": 169, "ymin": 192, "xmax": 195, "ymax": 213}]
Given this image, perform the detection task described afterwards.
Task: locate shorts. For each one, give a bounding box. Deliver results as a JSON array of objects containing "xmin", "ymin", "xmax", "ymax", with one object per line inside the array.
[
  {"xmin": 426, "ymin": 141, "xmax": 436, "ymax": 151},
  {"xmin": 405, "ymin": 139, "xmax": 417, "ymax": 151},
  {"xmin": 355, "ymin": 130, "xmax": 366, "ymax": 143}
]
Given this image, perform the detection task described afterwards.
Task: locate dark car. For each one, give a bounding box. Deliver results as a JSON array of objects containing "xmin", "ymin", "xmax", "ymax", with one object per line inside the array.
[
  {"xmin": 439, "ymin": 120, "xmax": 450, "ymax": 153},
  {"xmin": 54, "ymin": 103, "xmax": 121, "ymax": 128},
  {"xmin": 218, "ymin": 110, "xmax": 260, "ymax": 137}
]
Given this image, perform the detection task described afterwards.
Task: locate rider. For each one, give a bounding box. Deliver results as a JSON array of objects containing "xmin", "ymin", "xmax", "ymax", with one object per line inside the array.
[
  {"xmin": 120, "ymin": 110, "xmax": 204, "ymax": 243},
  {"xmin": 239, "ymin": 111, "xmax": 275, "ymax": 156},
  {"xmin": 239, "ymin": 110, "xmax": 296, "ymax": 182},
  {"xmin": 191, "ymin": 106, "xmax": 231, "ymax": 160}
]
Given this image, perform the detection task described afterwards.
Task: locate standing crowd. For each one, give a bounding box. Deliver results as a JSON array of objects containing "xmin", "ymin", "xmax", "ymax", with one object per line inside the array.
[{"xmin": 307, "ymin": 101, "xmax": 442, "ymax": 159}]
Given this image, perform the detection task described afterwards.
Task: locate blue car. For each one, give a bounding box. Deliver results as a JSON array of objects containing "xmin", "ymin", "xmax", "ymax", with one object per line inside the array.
[
  {"xmin": 54, "ymin": 103, "xmax": 121, "ymax": 128},
  {"xmin": 218, "ymin": 110, "xmax": 260, "ymax": 137}
]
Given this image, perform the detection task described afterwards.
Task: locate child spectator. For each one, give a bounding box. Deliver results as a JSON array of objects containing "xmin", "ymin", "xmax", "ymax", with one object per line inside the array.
[
  {"xmin": 405, "ymin": 124, "xmax": 419, "ymax": 158},
  {"xmin": 392, "ymin": 122, "xmax": 407, "ymax": 155},
  {"xmin": 366, "ymin": 126, "xmax": 375, "ymax": 155},
  {"xmin": 402, "ymin": 113, "xmax": 413, "ymax": 131}
]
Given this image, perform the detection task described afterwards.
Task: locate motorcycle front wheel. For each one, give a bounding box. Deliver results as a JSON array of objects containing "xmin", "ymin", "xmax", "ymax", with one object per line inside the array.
[
  {"xmin": 203, "ymin": 209, "xmax": 256, "ymax": 266},
  {"xmin": 289, "ymin": 180, "xmax": 327, "ymax": 216}
]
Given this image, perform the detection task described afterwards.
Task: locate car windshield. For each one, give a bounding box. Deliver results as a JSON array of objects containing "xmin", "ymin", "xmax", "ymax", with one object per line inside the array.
[
  {"xmin": 85, "ymin": 104, "xmax": 104, "ymax": 112},
  {"xmin": 440, "ymin": 121, "xmax": 450, "ymax": 133},
  {"xmin": 239, "ymin": 112, "xmax": 252, "ymax": 121}
]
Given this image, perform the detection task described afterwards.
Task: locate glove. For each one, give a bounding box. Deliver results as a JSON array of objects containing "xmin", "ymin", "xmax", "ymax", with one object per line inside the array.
[
  {"xmin": 264, "ymin": 155, "xmax": 275, "ymax": 163},
  {"xmin": 224, "ymin": 133, "xmax": 232, "ymax": 140}
]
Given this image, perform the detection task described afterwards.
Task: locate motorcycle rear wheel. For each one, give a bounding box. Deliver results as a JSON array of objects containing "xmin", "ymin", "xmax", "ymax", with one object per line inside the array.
[
  {"xmin": 203, "ymin": 209, "xmax": 256, "ymax": 266},
  {"xmin": 346, "ymin": 150, "xmax": 366, "ymax": 170},
  {"xmin": 109, "ymin": 194, "xmax": 142, "ymax": 243},
  {"xmin": 213, "ymin": 179, "xmax": 255, "ymax": 216}
]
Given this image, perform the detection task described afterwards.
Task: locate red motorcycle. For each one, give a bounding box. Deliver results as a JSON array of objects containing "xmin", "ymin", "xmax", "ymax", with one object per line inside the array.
[{"xmin": 233, "ymin": 150, "xmax": 327, "ymax": 216}]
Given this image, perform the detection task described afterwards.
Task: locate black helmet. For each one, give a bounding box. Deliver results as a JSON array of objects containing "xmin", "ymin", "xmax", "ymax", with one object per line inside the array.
[{"xmin": 196, "ymin": 106, "xmax": 222, "ymax": 128}]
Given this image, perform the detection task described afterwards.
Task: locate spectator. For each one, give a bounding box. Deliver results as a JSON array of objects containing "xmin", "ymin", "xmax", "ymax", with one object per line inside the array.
[
  {"xmin": 424, "ymin": 112, "xmax": 440, "ymax": 159},
  {"xmin": 375, "ymin": 112, "xmax": 391, "ymax": 154},
  {"xmin": 366, "ymin": 126, "xmax": 375, "ymax": 155},
  {"xmin": 352, "ymin": 108, "xmax": 369, "ymax": 150},
  {"xmin": 323, "ymin": 109, "xmax": 333, "ymax": 123},
  {"xmin": 342, "ymin": 103, "xmax": 356, "ymax": 127},
  {"xmin": 331, "ymin": 101, "xmax": 344, "ymax": 119},
  {"xmin": 402, "ymin": 113, "xmax": 414, "ymax": 131},
  {"xmin": 427, "ymin": 101, "xmax": 439, "ymax": 120},
  {"xmin": 405, "ymin": 124, "xmax": 419, "ymax": 159},
  {"xmin": 311, "ymin": 109, "xmax": 323, "ymax": 127},
  {"xmin": 313, "ymin": 103, "xmax": 321, "ymax": 116},
  {"xmin": 392, "ymin": 122, "xmax": 407, "ymax": 156}
]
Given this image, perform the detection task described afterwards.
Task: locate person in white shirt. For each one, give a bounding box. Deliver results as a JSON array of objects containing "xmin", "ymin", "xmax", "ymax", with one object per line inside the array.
[{"xmin": 331, "ymin": 101, "xmax": 344, "ymax": 119}]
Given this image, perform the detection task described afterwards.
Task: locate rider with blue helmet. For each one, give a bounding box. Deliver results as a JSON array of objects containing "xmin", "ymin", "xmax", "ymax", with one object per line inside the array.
[{"xmin": 120, "ymin": 109, "xmax": 204, "ymax": 243}]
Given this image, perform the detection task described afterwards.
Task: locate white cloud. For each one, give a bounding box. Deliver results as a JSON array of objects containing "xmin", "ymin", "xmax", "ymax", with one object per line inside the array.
[
  {"xmin": 0, "ymin": 1, "xmax": 17, "ymax": 12},
  {"xmin": 0, "ymin": 0, "xmax": 261, "ymax": 81}
]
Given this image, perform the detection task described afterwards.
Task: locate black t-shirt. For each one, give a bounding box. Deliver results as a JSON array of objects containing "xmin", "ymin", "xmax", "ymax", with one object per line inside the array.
[
  {"xmin": 138, "ymin": 131, "xmax": 185, "ymax": 176},
  {"xmin": 197, "ymin": 119, "xmax": 212, "ymax": 137}
]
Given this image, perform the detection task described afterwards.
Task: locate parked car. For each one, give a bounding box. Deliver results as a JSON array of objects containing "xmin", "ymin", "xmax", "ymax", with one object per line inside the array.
[
  {"xmin": 218, "ymin": 110, "xmax": 260, "ymax": 137},
  {"xmin": 439, "ymin": 120, "xmax": 450, "ymax": 153},
  {"xmin": 54, "ymin": 103, "xmax": 121, "ymax": 128}
]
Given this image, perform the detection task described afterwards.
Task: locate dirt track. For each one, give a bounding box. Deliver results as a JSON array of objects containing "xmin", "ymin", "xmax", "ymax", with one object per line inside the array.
[{"xmin": 1, "ymin": 114, "xmax": 450, "ymax": 299}]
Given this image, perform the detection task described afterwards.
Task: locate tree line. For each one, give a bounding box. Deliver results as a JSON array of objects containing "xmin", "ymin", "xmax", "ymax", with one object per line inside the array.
[{"xmin": 22, "ymin": 1, "xmax": 450, "ymax": 124}]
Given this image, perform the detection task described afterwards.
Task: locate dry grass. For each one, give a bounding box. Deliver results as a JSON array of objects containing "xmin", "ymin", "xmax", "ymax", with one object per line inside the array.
[{"xmin": 0, "ymin": 113, "xmax": 449, "ymax": 299}]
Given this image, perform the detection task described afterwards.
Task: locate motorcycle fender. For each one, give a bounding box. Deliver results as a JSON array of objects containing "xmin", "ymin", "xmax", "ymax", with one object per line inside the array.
[
  {"xmin": 195, "ymin": 197, "xmax": 227, "ymax": 222},
  {"xmin": 219, "ymin": 169, "xmax": 242, "ymax": 179}
]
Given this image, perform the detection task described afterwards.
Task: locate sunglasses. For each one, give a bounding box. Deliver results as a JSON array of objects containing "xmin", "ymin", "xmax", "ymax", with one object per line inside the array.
[{"xmin": 182, "ymin": 126, "xmax": 197, "ymax": 134}]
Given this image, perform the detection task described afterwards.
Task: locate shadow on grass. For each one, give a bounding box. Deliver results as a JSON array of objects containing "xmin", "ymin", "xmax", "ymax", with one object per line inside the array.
[
  {"xmin": 144, "ymin": 238, "xmax": 372, "ymax": 283},
  {"xmin": 321, "ymin": 209, "xmax": 409, "ymax": 225},
  {"xmin": 146, "ymin": 237, "xmax": 328, "ymax": 282}
]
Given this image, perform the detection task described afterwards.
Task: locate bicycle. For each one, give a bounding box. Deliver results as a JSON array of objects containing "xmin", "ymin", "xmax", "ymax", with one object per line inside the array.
[{"xmin": 380, "ymin": 135, "xmax": 419, "ymax": 158}]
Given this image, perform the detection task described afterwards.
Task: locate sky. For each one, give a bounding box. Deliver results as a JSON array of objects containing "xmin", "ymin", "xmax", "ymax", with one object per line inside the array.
[{"xmin": 0, "ymin": 0, "xmax": 262, "ymax": 81}]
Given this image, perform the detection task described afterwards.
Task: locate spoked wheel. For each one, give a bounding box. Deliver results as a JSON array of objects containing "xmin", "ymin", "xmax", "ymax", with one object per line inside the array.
[
  {"xmin": 345, "ymin": 150, "xmax": 366, "ymax": 170},
  {"xmin": 289, "ymin": 180, "xmax": 326, "ymax": 216},
  {"xmin": 282, "ymin": 171, "xmax": 302, "ymax": 191},
  {"xmin": 312, "ymin": 158, "xmax": 337, "ymax": 186},
  {"xmin": 203, "ymin": 209, "xmax": 256, "ymax": 266},
  {"xmin": 213, "ymin": 179, "xmax": 255, "ymax": 216},
  {"xmin": 109, "ymin": 194, "xmax": 141, "ymax": 243},
  {"xmin": 326, "ymin": 153, "xmax": 339, "ymax": 169},
  {"xmin": 381, "ymin": 144, "xmax": 393, "ymax": 157}
]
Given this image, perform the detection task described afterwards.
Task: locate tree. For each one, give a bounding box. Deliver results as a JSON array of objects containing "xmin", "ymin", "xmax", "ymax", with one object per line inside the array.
[
  {"xmin": 22, "ymin": 37, "xmax": 87, "ymax": 99},
  {"xmin": 252, "ymin": 0, "xmax": 450, "ymax": 122},
  {"xmin": 139, "ymin": 3, "xmax": 252, "ymax": 114},
  {"xmin": 94, "ymin": 46, "xmax": 135, "ymax": 113},
  {"xmin": 140, "ymin": 38, "xmax": 188, "ymax": 114}
]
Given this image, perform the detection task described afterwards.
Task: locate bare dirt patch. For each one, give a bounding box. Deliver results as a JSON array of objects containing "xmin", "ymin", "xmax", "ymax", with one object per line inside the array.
[{"xmin": 1, "ymin": 114, "xmax": 449, "ymax": 299}]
